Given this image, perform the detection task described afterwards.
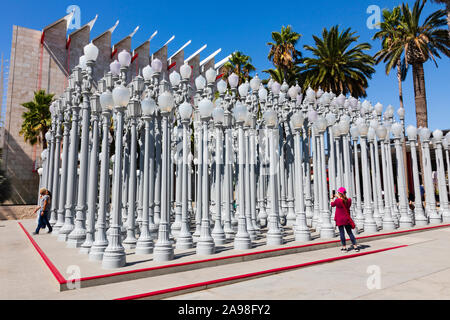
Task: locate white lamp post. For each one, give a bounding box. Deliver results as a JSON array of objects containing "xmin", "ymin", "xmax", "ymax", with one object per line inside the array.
[
  {"xmin": 406, "ymin": 125, "xmax": 427, "ymax": 226},
  {"xmin": 419, "ymin": 128, "xmax": 440, "ymax": 223},
  {"xmin": 391, "ymin": 122, "xmax": 413, "ymax": 227},
  {"xmin": 102, "ymin": 81, "xmax": 130, "ymax": 269},
  {"xmin": 358, "ymin": 120, "xmax": 377, "ymax": 233},
  {"xmin": 153, "ymin": 91, "xmax": 175, "ymax": 261},
  {"xmin": 176, "ymin": 101, "xmax": 195, "ymax": 249},
  {"xmin": 432, "ymin": 129, "xmax": 450, "ymax": 222},
  {"xmin": 196, "ymin": 98, "xmax": 216, "ymax": 255},
  {"xmin": 233, "ymin": 103, "xmax": 253, "ymax": 249},
  {"xmin": 211, "ymin": 106, "xmax": 227, "ymax": 245},
  {"xmin": 264, "ymin": 109, "xmax": 284, "ymax": 245},
  {"xmin": 376, "ymin": 125, "xmax": 396, "ymax": 230},
  {"xmin": 291, "ymin": 112, "xmax": 311, "ymax": 241}
]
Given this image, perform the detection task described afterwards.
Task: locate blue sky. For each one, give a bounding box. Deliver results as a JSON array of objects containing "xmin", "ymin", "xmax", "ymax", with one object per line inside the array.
[{"xmin": 0, "ymin": 0, "xmax": 449, "ymax": 130}]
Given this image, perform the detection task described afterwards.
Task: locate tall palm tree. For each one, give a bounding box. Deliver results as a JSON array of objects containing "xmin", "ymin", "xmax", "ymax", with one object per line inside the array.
[
  {"xmin": 267, "ymin": 25, "xmax": 302, "ymax": 84},
  {"xmin": 222, "ymin": 51, "xmax": 255, "ymax": 86},
  {"xmin": 382, "ymin": 0, "xmax": 450, "ymax": 128},
  {"xmin": 19, "ymin": 89, "xmax": 54, "ymax": 149},
  {"xmin": 430, "ymin": 0, "xmax": 450, "ymax": 31},
  {"xmin": 300, "ymin": 25, "xmax": 375, "ymax": 98},
  {"xmin": 373, "ymin": 6, "xmax": 409, "ymax": 109}
]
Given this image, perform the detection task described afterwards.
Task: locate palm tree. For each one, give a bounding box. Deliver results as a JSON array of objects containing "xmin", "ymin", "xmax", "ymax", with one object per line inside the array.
[
  {"xmin": 383, "ymin": 0, "xmax": 449, "ymax": 128},
  {"xmin": 373, "ymin": 6, "xmax": 409, "ymax": 109},
  {"xmin": 300, "ymin": 25, "xmax": 375, "ymax": 98},
  {"xmin": 222, "ymin": 51, "xmax": 255, "ymax": 86},
  {"xmin": 262, "ymin": 64, "xmax": 304, "ymax": 86},
  {"xmin": 430, "ymin": 0, "xmax": 450, "ymax": 31},
  {"xmin": 267, "ymin": 25, "xmax": 302, "ymax": 84},
  {"xmin": 19, "ymin": 89, "xmax": 54, "ymax": 149}
]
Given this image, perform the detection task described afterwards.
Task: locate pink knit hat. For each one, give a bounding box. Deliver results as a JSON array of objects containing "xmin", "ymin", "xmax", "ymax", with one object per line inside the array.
[{"xmin": 337, "ymin": 187, "xmax": 346, "ymax": 194}]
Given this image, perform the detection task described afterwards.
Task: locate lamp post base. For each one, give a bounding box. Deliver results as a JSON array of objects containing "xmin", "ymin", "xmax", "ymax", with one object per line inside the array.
[
  {"xmin": 176, "ymin": 235, "xmax": 194, "ymax": 250},
  {"xmin": 135, "ymin": 242, "xmax": 154, "ymax": 255},
  {"xmin": 153, "ymin": 243, "xmax": 174, "ymax": 261},
  {"xmin": 67, "ymin": 228, "xmax": 87, "ymax": 248},
  {"xmin": 414, "ymin": 216, "xmax": 428, "ymax": 226},
  {"xmin": 319, "ymin": 226, "xmax": 335, "ymax": 239},
  {"xmin": 89, "ymin": 242, "xmax": 108, "ymax": 261},
  {"xmin": 382, "ymin": 219, "xmax": 396, "ymax": 230},
  {"xmin": 294, "ymin": 230, "xmax": 311, "ymax": 242},
  {"xmin": 102, "ymin": 250, "xmax": 126, "ymax": 269},
  {"xmin": 196, "ymin": 239, "xmax": 215, "ymax": 255},
  {"xmin": 266, "ymin": 232, "xmax": 283, "ymax": 246}
]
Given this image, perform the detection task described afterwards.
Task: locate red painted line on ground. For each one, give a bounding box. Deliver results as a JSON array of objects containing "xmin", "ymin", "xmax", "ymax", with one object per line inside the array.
[
  {"xmin": 356, "ymin": 223, "xmax": 450, "ymax": 240},
  {"xmin": 18, "ymin": 222, "xmax": 66, "ymax": 285},
  {"xmin": 114, "ymin": 244, "xmax": 408, "ymax": 300},
  {"xmin": 17, "ymin": 221, "xmax": 450, "ymax": 286}
]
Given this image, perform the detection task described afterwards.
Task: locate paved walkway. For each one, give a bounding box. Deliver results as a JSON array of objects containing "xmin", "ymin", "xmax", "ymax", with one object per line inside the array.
[
  {"xmin": 1, "ymin": 219, "xmax": 450, "ymax": 299},
  {"xmin": 170, "ymin": 229, "xmax": 450, "ymax": 300}
]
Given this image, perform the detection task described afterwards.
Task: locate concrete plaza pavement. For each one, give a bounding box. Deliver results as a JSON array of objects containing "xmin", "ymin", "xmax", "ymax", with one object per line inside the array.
[{"xmin": 1, "ymin": 218, "xmax": 450, "ymax": 299}]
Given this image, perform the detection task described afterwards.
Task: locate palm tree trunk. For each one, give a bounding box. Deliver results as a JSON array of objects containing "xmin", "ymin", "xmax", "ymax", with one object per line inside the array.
[
  {"xmin": 42, "ymin": 131, "xmax": 48, "ymax": 149},
  {"xmin": 397, "ymin": 61, "xmax": 409, "ymax": 194},
  {"xmin": 397, "ymin": 61, "xmax": 404, "ymax": 109},
  {"xmin": 447, "ymin": 3, "xmax": 450, "ymax": 34},
  {"xmin": 412, "ymin": 63, "xmax": 428, "ymax": 128}
]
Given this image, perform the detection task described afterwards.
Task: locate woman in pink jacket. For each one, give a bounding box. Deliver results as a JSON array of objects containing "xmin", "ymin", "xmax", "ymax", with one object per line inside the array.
[{"xmin": 331, "ymin": 187, "xmax": 359, "ymax": 252}]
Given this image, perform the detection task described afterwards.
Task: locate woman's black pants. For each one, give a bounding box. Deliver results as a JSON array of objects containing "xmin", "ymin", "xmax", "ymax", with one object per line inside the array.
[{"xmin": 338, "ymin": 225, "xmax": 357, "ymax": 246}]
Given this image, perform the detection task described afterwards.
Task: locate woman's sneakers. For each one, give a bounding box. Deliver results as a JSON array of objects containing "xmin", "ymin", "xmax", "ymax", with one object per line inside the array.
[
  {"xmin": 352, "ymin": 245, "xmax": 360, "ymax": 252},
  {"xmin": 341, "ymin": 247, "xmax": 348, "ymax": 252}
]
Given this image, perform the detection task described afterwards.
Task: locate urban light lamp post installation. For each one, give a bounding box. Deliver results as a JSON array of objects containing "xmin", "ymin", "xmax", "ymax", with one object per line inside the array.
[{"xmin": 38, "ymin": 42, "xmax": 450, "ymax": 269}]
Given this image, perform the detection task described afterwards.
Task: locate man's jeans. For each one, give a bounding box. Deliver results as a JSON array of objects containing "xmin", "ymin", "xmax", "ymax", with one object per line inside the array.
[{"xmin": 35, "ymin": 211, "xmax": 52, "ymax": 234}]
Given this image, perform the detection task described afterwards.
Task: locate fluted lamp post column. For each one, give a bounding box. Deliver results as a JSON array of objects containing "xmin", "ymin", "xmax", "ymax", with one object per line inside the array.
[
  {"xmin": 54, "ymin": 91, "xmax": 71, "ymax": 234},
  {"xmin": 357, "ymin": 120, "xmax": 377, "ymax": 233},
  {"xmin": 291, "ymin": 112, "xmax": 311, "ymax": 241},
  {"xmin": 49, "ymin": 101, "xmax": 62, "ymax": 227},
  {"xmin": 419, "ymin": 128, "xmax": 440, "ymax": 223},
  {"xmin": 68, "ymin": 43, "xmax": 99, "ymax": 247},
  {"xmin": 135, "ymin": 96, "xmax": 157, "ymax": 254},
  {"xmin": 406, "ymin": 125, "xmax": 427, "ymax": 225},
  {"xmin": 80, "ymin": 90, "xmax": 101, "ymax": 253},
  {"xmin": 102, "ymin": 80, "xmax": 130, "ymax": 269},
  {"xmin": 432, "ymin": 129, "xmax": 450, "ymax": 222},
  {"xmin": 315, "ymin": 116, "xmax": 335, "ymax": 238},
  {"xmin": 391, "ymin": 122, "xmax": 413, "ymax": 228},
  {"xmin": 233, "ymin": 102, "xmax": 253, "ymax": 250},
  {"xmin": 376, "ymin": 125, "xmax": 396, "ymax": 230},
  {"xmin": 264, "ymin": 108, "xmax": 284, "ymax": 245},
  {"xmin": 196, "ymin": 97, "xmax": 216, "ymax": 255},
  {"xmin": 58, "ymin": 66, "xmax": 82, "ymax": 242},
  {"xmin": 211, "ymin": 105, "xmax": 227, "ymax": 245},
  {"xmin": 89, "ymin": 85, "xmax": 114, "ymax": 260},
  {"xmin": 176, "ymin": 101, "xmax": 195, "ymax": 249},
  {"xmin": 153, "ymin": 90, "xmax": 175, "ymax": 261}
]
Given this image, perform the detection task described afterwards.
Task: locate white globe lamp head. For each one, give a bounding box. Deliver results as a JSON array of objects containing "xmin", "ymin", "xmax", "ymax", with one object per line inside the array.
[
  {"xmin": 180, "ymin": 63, "xmax": 192, "ymax": 79},
  {"xmin": 178, "ymin": 101, "xmax": 193, "ymax": 121},
  {"xmin": 141, "ymin": 97, "xmax": 157, "ymax": 116},
  {"xmin": 228, "ymin": 73, "xmax": 239, "ymax": 88},
  {"xmin": 112, "ymin": 84, "xmax": 131, "ymax": 107},
  {"xmin": 205, "ymin": 68, "xmax": 216, "ymax": 84},
  {"xmin": 151, "ymin": 58, "xmax": 163, "ymax": 73},
  {"xmin": 118, "ymin": 50, "xmax": 131, "ymax": 67},
  {"xmin": 158, "ymin": 91, "xmax": 175, "ymax": 113},
  {"xmin": 83, "ymin": 42, "xmax": 99, "ymax": 62}
]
